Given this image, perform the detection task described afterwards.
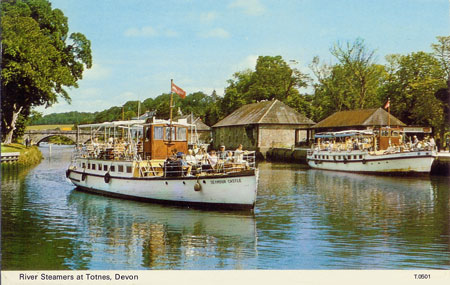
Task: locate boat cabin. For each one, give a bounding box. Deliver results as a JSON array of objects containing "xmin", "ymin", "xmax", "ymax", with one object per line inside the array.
[
  {"xmin": 376, "ymin": 127, "xmax": 402, "ymax": 150},
  {"xmin": 142, "ymin": 120, "xmax": 188, "ymax": 160}
]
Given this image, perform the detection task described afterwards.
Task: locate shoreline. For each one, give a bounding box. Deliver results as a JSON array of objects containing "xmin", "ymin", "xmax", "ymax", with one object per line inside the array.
[{"xmin": 1, "ymin": 143, "xmax": 43, "ymax": 167}]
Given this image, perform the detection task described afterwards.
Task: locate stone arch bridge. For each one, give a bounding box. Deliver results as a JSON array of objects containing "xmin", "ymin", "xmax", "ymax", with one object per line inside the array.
[{"xmin": 23, "ymin": 129, "xmax": 91, "ymax": 145}]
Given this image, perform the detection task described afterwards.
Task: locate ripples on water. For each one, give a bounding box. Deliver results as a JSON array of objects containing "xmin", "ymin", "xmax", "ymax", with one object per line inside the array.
[{"xmin": 1, "ymin": 147, "xmax": 449, "ymax": 269}]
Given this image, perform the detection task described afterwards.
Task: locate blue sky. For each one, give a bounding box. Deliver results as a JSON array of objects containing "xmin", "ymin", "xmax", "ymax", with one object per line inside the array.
[{"xmin": 38, "ymin": 0, "xmax": 449, "ymax": 115}]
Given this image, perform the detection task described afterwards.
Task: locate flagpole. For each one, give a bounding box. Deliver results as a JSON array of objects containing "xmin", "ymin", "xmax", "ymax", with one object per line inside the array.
[
  {"xmin": 169, "ymin": 79, "xmax": 174, "ymax": 126},
  {"xmin": 388, "ymin": 97, "xmax": 390, "ymax": 128}
]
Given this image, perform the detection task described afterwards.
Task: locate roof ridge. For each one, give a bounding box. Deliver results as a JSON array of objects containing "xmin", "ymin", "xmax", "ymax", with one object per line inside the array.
[
  {"xmin": 361, "ymin": 108, "xmax": 380, "ymax": 125},
  {"xmin": 257, "ymin": 99, "xmax": 277, "ymax": 124}
]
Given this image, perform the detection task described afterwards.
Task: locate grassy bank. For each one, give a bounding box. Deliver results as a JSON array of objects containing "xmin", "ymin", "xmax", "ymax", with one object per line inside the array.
[{"xmin": 1, "ymin": 143, "xmax": 43, "ymax": 166}]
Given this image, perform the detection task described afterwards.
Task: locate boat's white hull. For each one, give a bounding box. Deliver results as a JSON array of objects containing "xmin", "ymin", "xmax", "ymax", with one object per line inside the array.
[
  {"xmin": 67, "ymin": 169, "xmax": 258, "ymax": 210},
  {"xmin": 307, "ymin": 150, "xmax": 436, "ymax": 174}
]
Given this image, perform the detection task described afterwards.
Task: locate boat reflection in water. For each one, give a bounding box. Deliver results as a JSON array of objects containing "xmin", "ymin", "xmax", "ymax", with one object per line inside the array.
[
  {"xmin": 304, "ymin": 169, "xmax": 450, "ymax": 269},
  {"xmin": 67, "ymin": 190, "xmax": 257, "ymax": 269}
]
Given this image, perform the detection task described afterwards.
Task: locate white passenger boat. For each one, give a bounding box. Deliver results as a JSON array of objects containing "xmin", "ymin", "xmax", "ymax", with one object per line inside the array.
[
  {"xmin": 306, "ymin": 129, "xmax": 436, "ymax": 174},
  {"xmin": 66, "ymin": 118, "xmax": 258, "ymax": 210}
]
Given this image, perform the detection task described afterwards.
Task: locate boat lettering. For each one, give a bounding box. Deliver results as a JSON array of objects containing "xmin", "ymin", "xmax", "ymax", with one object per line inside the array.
[{"xmin": 210, "ymin": 178, "xmax": 241, "ymax": 184}]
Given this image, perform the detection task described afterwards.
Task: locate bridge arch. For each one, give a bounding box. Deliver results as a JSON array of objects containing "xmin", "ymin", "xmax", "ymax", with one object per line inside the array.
[{"xmin": 23, "ymin": 130, "xmax": 91, "ymax": 146}]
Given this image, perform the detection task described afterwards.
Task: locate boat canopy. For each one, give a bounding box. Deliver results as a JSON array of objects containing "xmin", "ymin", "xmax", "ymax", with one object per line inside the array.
[
  {"xmin": 315, "ymin": 130, "xmax": 374, "ymax": 139},
  {"xmin": 77, "ymin": 118, "xmax": 194, "ymax": 129},
  {"xmin": 77, "ymin": 120, "xmax": 146, "ymax": 129}
]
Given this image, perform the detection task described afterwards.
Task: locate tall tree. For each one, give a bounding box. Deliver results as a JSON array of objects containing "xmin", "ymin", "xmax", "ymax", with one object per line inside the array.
[
  {"xmin": 310, "ymin": 39, "xmax": 386, "ymax": 122},
  {"xmin": 383, "ymin": 52, "xmax": 446, "ymax": 132},
  {"xmin": 246, "ymin": 56, "xmax": 308, "ymax": 102},
  {"xmin": 1, "ymin": 0, "xmax": 92, "ymax": 143}
]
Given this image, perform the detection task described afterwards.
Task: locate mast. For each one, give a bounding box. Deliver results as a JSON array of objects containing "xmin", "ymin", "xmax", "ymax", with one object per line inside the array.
[{"xmin": 387, "ymin": 97, "xmax": 390, "ymax": 128}]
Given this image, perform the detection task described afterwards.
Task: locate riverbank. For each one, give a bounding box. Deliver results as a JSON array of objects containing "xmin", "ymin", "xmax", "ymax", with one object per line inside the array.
[
  {"xmin": 266, "ymin": 147, "xmax": 450, "ymax": 176},
  {"xmin": 1, "ymin": 143, "xmax": 43, "ymax": 166}
]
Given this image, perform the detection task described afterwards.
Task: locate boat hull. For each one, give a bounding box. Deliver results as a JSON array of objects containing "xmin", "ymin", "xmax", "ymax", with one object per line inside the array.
[
  {"xmin": 307, "ymin": 151, "xmax": 436, "ymax": 174},
  {"xmin": 67, "ymin": 169, "xmax": 258, "ymax": 210}
]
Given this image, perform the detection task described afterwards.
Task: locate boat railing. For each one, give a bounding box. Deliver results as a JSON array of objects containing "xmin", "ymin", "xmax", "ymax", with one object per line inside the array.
[
  {"xmin": 74, "ymin": 142, "xmax": 138, "ymax": 161},
  {"xmin": 161, "ymin": 150, "xmax": 256, "ymax": 177}
]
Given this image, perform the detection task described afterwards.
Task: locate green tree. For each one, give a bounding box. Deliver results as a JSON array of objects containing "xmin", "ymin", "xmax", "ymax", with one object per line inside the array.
[
  {"xmin": 220, "ymin": 56, "xmax": 310, "ymax": 117},
  {"xmin": 1, "ymin": 0, "xmax": 92, "ymax": 143},
  {"xmin": 310, "ymin": 39, "xmax": 386, "ymax": 121},
  {"xmin": 221, "ymin": 70, "xmax": 252, "ymax": 115},
  {"xmin": 383, "ymin": 52, "xmax": 446, "ymax": 132},
  {"xmin": 247, "ymin": 56, "xmax": 309, "ymax": 102}
]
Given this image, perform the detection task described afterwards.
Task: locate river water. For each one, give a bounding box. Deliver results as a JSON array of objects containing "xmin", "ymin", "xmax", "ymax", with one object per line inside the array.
[{"xmin": 2, "ymin": 146, "xmax": 449, "ymax": 270}]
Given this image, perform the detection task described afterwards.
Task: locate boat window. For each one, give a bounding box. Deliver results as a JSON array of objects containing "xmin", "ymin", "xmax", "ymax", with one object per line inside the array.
[
  {"xmin": 103, "ymin": 165, "xmax": 108, "ymax": 171},
  {"xmin": 165, "ymin": 127, "xmax": 175, "ymax": 141},
  {"xmin": 176, "ymin": 127, "xmax": 187, "ymax": 141},
  {"xmin": 392, "ymin": 131, "xmax": 399, "ymax": 137},
  {"xmin": 154, "ymin": 127, "xmax": 163, "ymax": 140},
  {"xmin": 347, "ymin": 156, "xmax": 351, "ymax": 160},
  {"xmin": 146, "ymin": 128, "xmax": 151, "ymax": 141},
  {"xmin": 98, "ymin": 164, "xmax": 102, "ymax": 170},
  {"xmin": 353, "ymin": 155, "xmax": 357, "ymax": 159},
  {"xmin": 381, "ymin": 130, "xmax": 389, "ymax": 137},
  {"xmin": 326, "ymin": 155, "xmax": 329, "ymax": 159},
  {"xmin": 359, "ymin": 155, "xmax": 363, "ymax": 159},
  {"xmin": 110, "ymin": 165, "xmax": 115, "ymax": 172},
  {"xmin": 118, "ymin": 165, "xmax": 124, "ymax": 172},
  {"xmin": 315, "ymin": 155, "xmax": 317, "ymax": 159},
  {"xmin": 87, "ymin": 163, "xmax": 91, "ymax": 169},
  {"xmin": 92, "ymin": 164, "xmax": 96, "ymax": 170},
  {"xmin": 82, "ymin": 163, "xmax": 86, "ymax": 168},
  {"xmin": 126, "ymin": 166, "xmax": 132, "ymax": 173}
]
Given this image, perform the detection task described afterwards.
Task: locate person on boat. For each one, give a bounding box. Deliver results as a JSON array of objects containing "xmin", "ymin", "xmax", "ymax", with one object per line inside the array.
[
  {"xmin": 207, "ymin": 150, "xmax": 218, "ymax": 169},
  {"xmin": 218, "ymin": 145, "xmax": 227, "ymax": 160},
  {"xmin": 413, "ymin": 136, "xmax": 419, "ymax": 147},
  {"xmin": 185, "ymin": 149, "xmax": 197, "ymax": 165},
  {"xmin": 169, "ymin": 148, "xmax": 178, "ymax": 161},
  {"xmin": 192, "ymin": 143, "xmax": 200, "ymax": 155},
  {"xmin": 196, "ymin": 147, "xmax": 207, "ymax": 164},
  {"xmin": 178, "ymin": 153, "xmax": 193, "ymax": 176},
  {"xmin": 429, "ymin": 137, "xmax": 436, "ymax": 151}
]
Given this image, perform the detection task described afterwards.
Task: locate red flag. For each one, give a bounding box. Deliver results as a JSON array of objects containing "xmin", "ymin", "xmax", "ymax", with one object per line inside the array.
[
  {"xmin": 384, "ymin": 99, "xmax": 390, "ymax": 109},
  {"xmin": 171, "ymin": 82, "xmax": 186, "ymax": 99}
]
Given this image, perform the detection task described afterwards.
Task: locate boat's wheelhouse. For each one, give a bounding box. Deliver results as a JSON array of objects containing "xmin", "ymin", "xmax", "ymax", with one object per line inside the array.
[{"xmin": 142, "ymin": 122, "xmax": 188, "ymax": 160}]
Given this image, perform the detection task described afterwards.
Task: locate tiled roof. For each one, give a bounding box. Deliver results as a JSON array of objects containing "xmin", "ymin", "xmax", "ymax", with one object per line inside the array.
[
  {"xmin": 313, "ymin": 108, "xmax": 406, "ymax": 128},
  {"xmin": 213, "ymin": 99, "xmax": 315, "ymax": 127}
]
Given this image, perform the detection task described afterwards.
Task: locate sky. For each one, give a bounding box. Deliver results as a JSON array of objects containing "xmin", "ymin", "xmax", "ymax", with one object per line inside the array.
[{"xmin": 37, "ymin": 0, "xmax": 450, "ymax": 115}]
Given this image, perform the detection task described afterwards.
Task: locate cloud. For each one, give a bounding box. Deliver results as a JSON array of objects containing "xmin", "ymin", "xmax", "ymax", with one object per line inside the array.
[
  {"xmin": 229, "ymin": 0, "xmax": 266, "ymax": 16},
  {"xmin": 124, "ymin": 26, "xmax": 158, "ymax": 37},
  {"xmin": 83, "ymin": 63, "xmax": 111, "ymax": 81},
  {"xmin": 236, "ymin": 54, "xmax": 258, "ymax": 70},
  {"xmin": 200, "ymin": 11, "xmax": 218, "ymax": 22},
  {"xmin": 200, "ymin": 28, "xmax": 230, "ymax": 39}
]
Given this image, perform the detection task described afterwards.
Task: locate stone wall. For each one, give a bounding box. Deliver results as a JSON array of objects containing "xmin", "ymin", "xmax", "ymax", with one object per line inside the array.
[{"xmin": 258, "ymin": 125, "xmax": 296, "ymax": 154}]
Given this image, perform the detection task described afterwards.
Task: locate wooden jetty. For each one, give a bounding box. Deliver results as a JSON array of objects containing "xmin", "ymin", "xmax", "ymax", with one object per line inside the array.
[{"xmin": 1, "ymin": 152, "xmax": 20, "ymax": 163}]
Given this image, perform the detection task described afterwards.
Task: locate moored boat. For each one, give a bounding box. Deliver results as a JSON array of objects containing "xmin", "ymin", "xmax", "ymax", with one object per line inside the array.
[
  {"xmin": 307, "ymin": 129, "xmax": 437, "ymax": 174},
  {"xmin": 66, "ymin": 118, "xmax": 258, "ymax": 210}
]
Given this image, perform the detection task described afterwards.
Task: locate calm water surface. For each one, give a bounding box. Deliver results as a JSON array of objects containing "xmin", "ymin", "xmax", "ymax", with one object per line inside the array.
[{"xmin": 2, "ymin": 146, "xmax": 449, "ymax": 269}]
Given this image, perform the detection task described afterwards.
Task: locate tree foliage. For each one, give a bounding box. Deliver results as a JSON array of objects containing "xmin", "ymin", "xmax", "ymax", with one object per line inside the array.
[
  {"xmin": 220, "ymin": 55, "xmax": 310, "ymax": 117},
  {"xmin": 1, "ymin": 0, "xmax": 92, "ymax": 143},
  {"xmin": 383, "ymin": 52, "xmax": 446, "ymax": 132},
  {"xmin": 310, "ymin": 39, "xmax": 386, "ymax": 121}
]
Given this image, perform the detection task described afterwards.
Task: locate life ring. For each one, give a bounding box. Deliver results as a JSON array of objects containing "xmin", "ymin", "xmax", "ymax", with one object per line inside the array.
[
  {"xmin": 81, "ymin": 172, "xmax": 87, "ymax": 181},
  {"xmin": 104, "ymin": 172, "xmax": 111, "ymax": 183},
  {"xmin": 66, "ymin": 169, "xmax": 71, "ymax": 178}
]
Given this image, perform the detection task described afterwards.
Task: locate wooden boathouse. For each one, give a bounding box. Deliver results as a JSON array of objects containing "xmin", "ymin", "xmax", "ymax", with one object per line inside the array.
[{"xmin": 212, "ymin": 99, "xmax": 315, "ymax": 158}]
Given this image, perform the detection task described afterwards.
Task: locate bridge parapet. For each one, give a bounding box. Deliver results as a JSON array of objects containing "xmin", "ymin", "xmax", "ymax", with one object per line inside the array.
[{"xmin": 24, "ymin": 129, "xmax": 91, "ymax": 145}]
